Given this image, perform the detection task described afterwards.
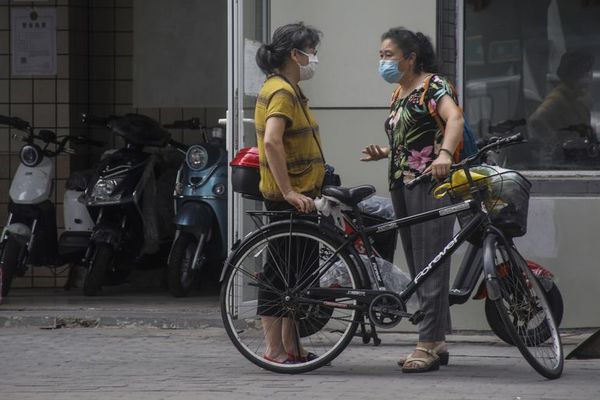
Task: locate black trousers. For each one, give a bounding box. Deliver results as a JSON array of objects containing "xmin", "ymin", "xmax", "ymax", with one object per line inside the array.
[{"xmin": 256, "ymin": 200, "xmax": 319, "ymax": 317}]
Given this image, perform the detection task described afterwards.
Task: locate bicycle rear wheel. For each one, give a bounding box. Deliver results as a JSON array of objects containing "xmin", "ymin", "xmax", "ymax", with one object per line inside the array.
[
  {"xmin": 484, "ymin": 233, "xmax": 563, "ymax": 379},
  {"xmin": 220, "ymin": 222, "xmax": 362, "ymax": 373}
]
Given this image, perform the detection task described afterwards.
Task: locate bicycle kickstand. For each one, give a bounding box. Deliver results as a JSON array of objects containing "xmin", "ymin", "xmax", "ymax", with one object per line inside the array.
[{"xmin": 359, "ymin": 316, "xmax": 381, "ymax": 346}]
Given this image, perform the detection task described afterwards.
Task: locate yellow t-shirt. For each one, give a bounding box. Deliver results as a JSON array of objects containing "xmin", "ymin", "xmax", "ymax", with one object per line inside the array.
[{"xmin": 255, "ymin": 75, "xmax": 325, "ymax": 201}]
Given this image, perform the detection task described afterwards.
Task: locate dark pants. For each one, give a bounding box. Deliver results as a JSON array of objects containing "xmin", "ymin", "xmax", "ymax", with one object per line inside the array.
[
  {"xmin": 390, "ymin": 182, "xmax": 454, "ymax": 341},
  {"xmin": 256, "ymin": 200, "xmax": 319, "ymax": 317}
]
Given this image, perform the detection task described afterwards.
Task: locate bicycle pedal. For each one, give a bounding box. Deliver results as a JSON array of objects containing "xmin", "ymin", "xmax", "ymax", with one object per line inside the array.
[{"xmin": 409, "ymin": 310, "xmax": 425, "ymax": 325}]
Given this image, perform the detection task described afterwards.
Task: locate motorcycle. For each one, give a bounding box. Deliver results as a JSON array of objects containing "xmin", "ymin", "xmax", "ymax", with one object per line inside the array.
[
  {"xmin": 163, "ymin": 118, "xmax": 227, "ymax": 297},
  {"xmin": 0, "ymin": 115, "xmax": 104, "ymax": 297},
  {"xmin": 80, "ymin": 113, "xmax": 186, "ymax": 296}
]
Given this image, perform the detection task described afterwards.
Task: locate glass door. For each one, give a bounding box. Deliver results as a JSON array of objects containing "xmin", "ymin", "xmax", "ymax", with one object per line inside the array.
[
  {"xmin": 225, "ymin": 0, "xmax": 269, "ymax": 315},
  {"xmin": 226, "ymin": 0, "xmax": 268, "ymax": 249}
]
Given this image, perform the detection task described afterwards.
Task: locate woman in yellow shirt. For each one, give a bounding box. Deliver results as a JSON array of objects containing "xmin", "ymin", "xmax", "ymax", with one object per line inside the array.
[{"xmin": 254, "ymin": 22, "xmax": 324, "ymax": 364}]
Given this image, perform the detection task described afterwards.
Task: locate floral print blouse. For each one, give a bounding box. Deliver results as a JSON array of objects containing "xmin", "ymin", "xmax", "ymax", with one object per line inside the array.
[{"xmin": 385, "ymin": 74, "xmax": 458, "ymax": 189}]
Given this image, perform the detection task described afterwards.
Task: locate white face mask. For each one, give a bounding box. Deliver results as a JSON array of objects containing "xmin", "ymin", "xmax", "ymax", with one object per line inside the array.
[{"xmin": 296, "ymin": 49, "xmax": 318, "ymax": 81}]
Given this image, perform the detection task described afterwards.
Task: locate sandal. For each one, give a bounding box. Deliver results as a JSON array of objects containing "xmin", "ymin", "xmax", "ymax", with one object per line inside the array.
[
  {"xmin": 397, "ymin": 342, "xmax": 449, "ymax": 367},
  {"xmin": 401, "ymin": 346, "xmax": 441, "ymax": 373},
  {"xmin": 264, "ymin": 354, "xmax": 297, "ymax": 364},
  {"xmin": 287, "ymin": 352, "xmax": 332, "ymax": 366}
]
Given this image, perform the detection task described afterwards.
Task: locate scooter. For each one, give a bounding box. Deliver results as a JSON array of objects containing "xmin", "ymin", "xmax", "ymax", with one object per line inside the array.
[
  {"xmin": 0, "ymin": 115, "xmax": 104, "ymax": 297},
  {"xmin": 163, "ymin": 118, "xmax": 228, "ymax": 297},
  {"xmin": 80, "ymin": 113, "xmax": 186, "ymax": 296}
]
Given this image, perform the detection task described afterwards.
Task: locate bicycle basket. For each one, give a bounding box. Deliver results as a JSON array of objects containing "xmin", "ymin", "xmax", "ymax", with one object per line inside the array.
[{"xmin": 446, "ymin": 165, "xmax": 531, "ymax": 237}]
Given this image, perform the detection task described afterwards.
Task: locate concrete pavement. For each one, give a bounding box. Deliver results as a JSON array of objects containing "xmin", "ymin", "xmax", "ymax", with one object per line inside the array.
[{"xmin": 0, "ymin": 287, "xmax": 599, "ymax": 400}]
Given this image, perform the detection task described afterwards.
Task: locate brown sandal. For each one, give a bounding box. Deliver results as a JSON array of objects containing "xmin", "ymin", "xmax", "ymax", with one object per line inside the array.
[
  {"xmin": 401, "ymin": 346, "xmax": 440, "ymax": 373},
  {"xmin": 397, "ymin": 343, "xmax": 449, "ymax": 367}
]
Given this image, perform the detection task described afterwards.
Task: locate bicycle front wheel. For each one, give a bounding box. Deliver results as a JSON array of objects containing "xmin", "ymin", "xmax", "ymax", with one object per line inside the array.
[
  {"xmin": 483, "ymin": 233, "xmax": 564, "ymax": 379},
  {"xmin": 220, "ymin": 222, "xmax": 362, "ymax": 373}
]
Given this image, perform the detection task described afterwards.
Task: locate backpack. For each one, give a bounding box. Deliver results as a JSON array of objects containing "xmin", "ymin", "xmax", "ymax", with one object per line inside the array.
[{"xmin": 392, "ymin": 75, "xmax": 478, "ymax": 163}]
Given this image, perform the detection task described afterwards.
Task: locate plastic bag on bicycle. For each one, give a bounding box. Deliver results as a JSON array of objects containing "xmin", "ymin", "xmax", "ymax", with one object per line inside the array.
[
  {"xmin": 434, "ymin": 164, "xmax": 531, "ymax": 238},
  {"xmin": 320, "ymin": 255, "xmax": 418, "ymax": 309}
]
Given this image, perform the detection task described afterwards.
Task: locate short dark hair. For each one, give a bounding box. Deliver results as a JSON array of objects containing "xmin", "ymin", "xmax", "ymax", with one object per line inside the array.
[
  {"xmin": 556, "ymin": 50, "xmax": 594, "ymax": 83},
  {"xmin": 256, "ymin": 22, "xmax": 322, "ymax": 75},
  {"xmin": 381, "ymin": 27, "xmax": 438, "ymax": 74}
]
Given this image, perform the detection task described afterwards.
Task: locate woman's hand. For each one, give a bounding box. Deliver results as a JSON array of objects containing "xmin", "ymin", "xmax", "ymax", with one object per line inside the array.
[
  {"xmin": 283, "ymin": 191, "xmax": 315, "ymax": 213},
  {"xmin": 361, "ymin": 145, "xmax": 389, "ymax": 161},
  {"xmin": 425, "ymin": 150, "xmax": 453, "ymax": 180}
]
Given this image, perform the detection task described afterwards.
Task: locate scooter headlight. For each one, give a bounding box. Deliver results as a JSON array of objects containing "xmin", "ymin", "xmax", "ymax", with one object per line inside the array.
[
  {"xmin": 91, "ymin": 178, "xmax": 122, "ymax": 202},
  {"xmin": 20, "ymin": 144, "xmax": 42, "ymax": 167},
  {"xmin": 186, "ymin": 145, "xmax": 208, "ymax": 170}
]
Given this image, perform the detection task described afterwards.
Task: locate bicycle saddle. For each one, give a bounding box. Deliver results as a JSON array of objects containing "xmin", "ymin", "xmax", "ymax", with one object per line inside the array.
[{"xmin": 321, "ymin": 185, "xmax": 375, "ymax": 207}]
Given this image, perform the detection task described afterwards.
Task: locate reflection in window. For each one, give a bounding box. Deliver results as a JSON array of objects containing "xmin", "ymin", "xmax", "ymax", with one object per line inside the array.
[{"xmin": 464, "ymin": 0, "xmax": 600, "ymax": 170}]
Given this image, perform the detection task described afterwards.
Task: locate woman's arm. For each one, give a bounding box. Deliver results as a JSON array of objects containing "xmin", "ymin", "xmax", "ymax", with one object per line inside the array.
[
  {"xmin": 426, "ymin": 94, "xmax": 464, "ymax": 179},
  {"xmin": 264, "ymin": 116, "xmax": 315, "ymax": 213}
]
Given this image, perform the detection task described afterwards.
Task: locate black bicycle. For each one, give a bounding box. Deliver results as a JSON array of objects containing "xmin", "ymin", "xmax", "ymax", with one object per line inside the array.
[{"xmin": 220, "ymin": 133, "xmax": 563, "ymax": 379}]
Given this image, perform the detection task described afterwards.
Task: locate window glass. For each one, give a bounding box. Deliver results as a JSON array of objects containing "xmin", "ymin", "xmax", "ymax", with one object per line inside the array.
[{"xmin": 464, "ymin": 0, "xmax": 600, "ymax": 170}]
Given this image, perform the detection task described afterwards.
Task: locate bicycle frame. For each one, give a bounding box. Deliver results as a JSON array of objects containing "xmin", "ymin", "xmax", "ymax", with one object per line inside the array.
[{"xmin": 295, "ymin": 197, "xmax": 488, "ymax": 312}]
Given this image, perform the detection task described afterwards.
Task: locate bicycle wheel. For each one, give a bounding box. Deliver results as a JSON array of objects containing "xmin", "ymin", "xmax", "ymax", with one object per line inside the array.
[
  {"xmin": 484, "ymin": 233, "xmax": 563, "ymax": 379},
  {"xmin": 220, "ymin": 222, "xmax": 362, "ymax": 373}
]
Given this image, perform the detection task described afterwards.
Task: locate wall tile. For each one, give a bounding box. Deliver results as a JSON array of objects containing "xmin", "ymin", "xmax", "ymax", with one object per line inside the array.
[
  {"xmin": 0, "ymin": 6, "xmax": 9, "ymax": 30},
  {"xmin": 91, "ymin": 32, "xmax": 114, "ymax": 55},
  {"xmin": 114, "ymin": 6, "xmax": 131, "ymax": 31},
  {"xmin": 0, "ymin": 128, "xmax": 8, "ymax": 151},
  {"xmin": 114, "ymin": 32, "xmax": 131, "ymax": 55},
  {"xmin": 34, "ymin": 104, "xmax": 57, "ymax": 127},
  {"xmin": 56, "ymin": 79, "xmax": 69, "ymax": 103},
  {"xmin": 57, "ymin": 30, "xmax": 69, "ymax": 54},
  {"xmin": 57, "ymin": 54, "xmax": 70, "ymax": 79},
  {"xmin": 0, "ymin": 31, "xmax": 8, "ymax": 52},
  {"xmin": 57, "ymin": 104, "xmax": 69, "ymax": 126},
  {"xmin": 114, "ymin": 80, "xmax": 131, "ymax": 103},
  {"xmin": 9, "ymin": 103, "xmax": 32, "ymax": 122},
  {"xmin": 114, "ymin": 56, "xmax": 131, "ymax": 79},
  {"xmin": 34, "ymin": 79, "xmax": 56, "ymax": 103},
  {"xmin": 57, "ymin": 6, "xmax": 69, "ymax": 30},
  {"xmin": 0, "ymin": 78, "xmax": 8, "ymax": 102},
  {"xmin": 10, "ymin": 79, "xmax": 32, "ymax": 103},
  {"xmin": 0, "ymin": 55, "xmax": 9, "ymax": 78},
  {"xmin": 92, "ymin": 7, "xmax": 114, "ymax": 31}
]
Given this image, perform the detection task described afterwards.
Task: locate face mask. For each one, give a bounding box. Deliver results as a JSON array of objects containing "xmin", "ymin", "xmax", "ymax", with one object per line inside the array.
[
  {"xmin": 379, "ymin": 59, "xmax": 403, "ymax": 84},
  {"xmin": 296, "ymin": 49, "xmax": 318, "ymax": 81}
]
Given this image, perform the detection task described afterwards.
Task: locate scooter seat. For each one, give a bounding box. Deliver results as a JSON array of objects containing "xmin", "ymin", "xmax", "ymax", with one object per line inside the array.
[
  {"xmin": 66, "ymin": 170, "xmax": 94, "ymax": 191},
  {"xmin": 321, "ymin": 185, "xmax": 376, "ymax": 207}
]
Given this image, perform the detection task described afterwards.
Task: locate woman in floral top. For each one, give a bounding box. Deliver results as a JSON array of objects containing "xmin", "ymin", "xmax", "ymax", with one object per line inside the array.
[{"xmin": 361, "ymin": 27, "xmax": 465, "ymax": 373}]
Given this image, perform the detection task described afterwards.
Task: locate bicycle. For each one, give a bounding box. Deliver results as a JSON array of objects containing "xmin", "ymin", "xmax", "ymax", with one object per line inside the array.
[{"xmin": 220, "ymin": 133, "xmax": 564, "ymax": 379}]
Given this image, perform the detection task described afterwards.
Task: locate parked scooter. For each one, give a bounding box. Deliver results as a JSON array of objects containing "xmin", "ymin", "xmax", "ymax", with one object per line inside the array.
[
  {"xmin": 80, "ymin": 113, "xmax": 186, "ymax": 296},
  {"xmin": 0, "ymin": 115, "xmax": 104, "ymax": 297},
  {"xmin": 163, "ymin": 118, "xmax": 227, "ymax": 297}
]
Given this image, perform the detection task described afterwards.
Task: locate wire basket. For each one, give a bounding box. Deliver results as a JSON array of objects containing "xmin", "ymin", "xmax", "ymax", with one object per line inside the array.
[{"xmin": 447, "ymin": 165, "xmax": 532, "ymax": 238}]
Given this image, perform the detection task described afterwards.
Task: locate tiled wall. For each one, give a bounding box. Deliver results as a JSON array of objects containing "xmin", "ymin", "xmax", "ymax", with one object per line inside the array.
[{"xmin": 2, "ymin": 0, "xmax": 226, "ymax": 289}]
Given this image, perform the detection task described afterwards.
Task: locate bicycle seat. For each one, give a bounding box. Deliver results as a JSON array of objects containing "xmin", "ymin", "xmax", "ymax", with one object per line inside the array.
[{"xmin": 322, "ymin": 185, "xmax": 375, "ymax": 207}]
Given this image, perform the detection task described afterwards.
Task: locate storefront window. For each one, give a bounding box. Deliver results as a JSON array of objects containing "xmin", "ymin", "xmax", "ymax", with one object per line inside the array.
[{"xmin": 464, "ymin": 0, "xmax": 600, "ymax": 170}]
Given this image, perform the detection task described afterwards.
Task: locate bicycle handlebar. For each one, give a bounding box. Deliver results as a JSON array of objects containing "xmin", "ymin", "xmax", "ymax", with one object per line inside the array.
[{"xmin": 405, "ymin": 133, "xmax": 525, "ymax": 190}]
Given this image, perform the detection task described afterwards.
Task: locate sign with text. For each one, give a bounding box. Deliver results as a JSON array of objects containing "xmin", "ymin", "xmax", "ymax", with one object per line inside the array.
[{"xmin": 11, "ymin": 8, "xmax": 56, "ymax": 76}]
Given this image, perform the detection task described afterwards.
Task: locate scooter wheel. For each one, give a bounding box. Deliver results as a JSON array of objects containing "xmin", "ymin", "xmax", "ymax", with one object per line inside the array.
[
  {"xmin": 83, "ymin": 244, "xmax": 113, "ymax": 296},
  {"xmin": 167, "ymin": 232, "xmax": 202, "ymax": 298},
  {"xmin": 0, "ymin": 237, "xmax": 24, "ymax": 297}
]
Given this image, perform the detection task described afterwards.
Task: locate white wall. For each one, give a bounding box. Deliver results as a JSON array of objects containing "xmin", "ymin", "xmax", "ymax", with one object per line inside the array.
[{"xmin": 271, "ymin": 0, "xmax": 437, "ymax": 107}]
